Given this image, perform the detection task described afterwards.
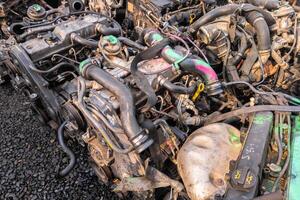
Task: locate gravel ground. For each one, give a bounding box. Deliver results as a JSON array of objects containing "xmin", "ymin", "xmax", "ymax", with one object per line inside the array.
[{"xmin": 0, "ymin": 84, "xmax": 119, "ymax": 200}]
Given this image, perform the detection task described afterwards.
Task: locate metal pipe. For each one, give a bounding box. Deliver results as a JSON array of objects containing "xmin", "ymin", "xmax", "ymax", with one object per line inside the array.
[{"xmin": 205, "ymin": 105, "xmax": 300, "ymax": 124}]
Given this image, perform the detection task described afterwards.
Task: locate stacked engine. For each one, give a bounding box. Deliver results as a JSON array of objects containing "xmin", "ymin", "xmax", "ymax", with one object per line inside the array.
[{"xmin": 1, "ymin": 0, "xmax": 300, "ymax": 200}]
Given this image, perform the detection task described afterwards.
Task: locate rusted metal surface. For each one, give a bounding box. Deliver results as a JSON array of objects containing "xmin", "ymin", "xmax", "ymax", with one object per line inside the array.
[{"xmin": 177, "ymin": 123, "xmax": 242, "ymax": 200}]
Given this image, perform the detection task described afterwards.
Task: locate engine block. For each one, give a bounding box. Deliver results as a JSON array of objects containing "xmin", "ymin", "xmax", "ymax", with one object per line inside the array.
[{"xmin": 0, "ymin": 0, "xmax": 300, "ymax": 200}]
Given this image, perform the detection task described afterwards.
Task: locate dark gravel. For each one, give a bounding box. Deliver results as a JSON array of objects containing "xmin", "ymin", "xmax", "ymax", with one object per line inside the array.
[{"xmin": 0, "ymin": 84, "xmax": 119, "ymax": 200}]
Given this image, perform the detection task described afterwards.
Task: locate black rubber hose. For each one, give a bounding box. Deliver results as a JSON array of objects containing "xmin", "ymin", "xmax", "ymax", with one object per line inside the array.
[
  {"xmin": 244, "ymin": 10, "xmax": 270, "ymax": 51},
  {"xmin": 130, "ymin": 38, "xmax": 170, "ymax": 111},
  {"xmin": 17, "ymin": 24, "xmax": 56, "ymax": 41},
  {"xmin": 189, "ymin": 4, "xmax": 239, "ymax": 33},
  {"xmin": 27, "ymin": 62, "xmax": 76, "ymax": 74},
  {"xmin": 69, "ymin": 0, "xmax": 85, "ymax": 12},
  {"xmin": 118, "ymin": 37, "xmax": 146, "ymax": 51},
  {"xmin": 225, "ymin": 64, "xmax": 240, "ymax": 81},
  {"xmin": 205, "ymin": 105, "xmax": 300, "ymax": 124},
  {"xmin": 57, "ymin": 121, "xmax": 76, "ymax": 177},
  {"xmin": 97, "ymin": 23, "xmax": 121, "ymax": 36},
  {"xmin": 45, "ymin": 8, "xmax": 65, "ymax": 17},
  {"xmin": 189, "ymin": 4, "xmax": 275, "ymax": 34},
  {"xmin": 246, "ymin": 0, "xmax": 279, "ymax": 10},
  {"xmin": 231, "ymin": 30, "xmax": 249, "ymax": 66},
  {"xmin": 162, "ymin": 80, "xmax": 196, "ymax": 94},
  {"xmin": 83, "ymin": 65, "xmax": 143, "ymax": 142},
  {"xmin": 225, "ymin": 31, "xmax": 249, "ymax": 81},
  {"xmin": 72, "ymin": 34, "xmax": 98, "ymax": 48},
  {"xmin": 9, "ymin": 22, "xmax": 26, "ymax": 35}
]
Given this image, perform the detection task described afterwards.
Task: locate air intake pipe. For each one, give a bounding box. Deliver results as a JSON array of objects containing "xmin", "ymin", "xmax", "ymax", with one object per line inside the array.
[
  {"xmin": 144, "ymin": 31, "xmax": 223, "ymax": 96},
  {"xmin": 189, "ymin": 4, "xmax": 276, "ymax": 34},
  {"xmin": 189, "ymin": 4, "xmax": 273, "ymax": 82},
  {"xmin": 80, "ymin": 60, "xmax": 153, "ymax": 153}
]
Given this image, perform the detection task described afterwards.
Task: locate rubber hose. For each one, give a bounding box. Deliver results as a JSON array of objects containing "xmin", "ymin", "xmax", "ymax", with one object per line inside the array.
[
  {"xmin": 274, "ymin": 113, "xmax": 283, "ymax": 165},
  {"xmin": 230, "ymin": 30, "xmax": 249, "ymax": 66},
  {"xmin": 17, "ymin": 24, "xmax": 56, "ymax": 41},
  {"xmin": 144, "ymin": 31, "xmax": 222, "ymax": 95},
  {"xmin": 83, "ymin": 64, "xmax": 144, "ymax": 142},
  {"xmin": 69, "ymin": 0, "xmax": 85, "ymax": 12},
  {"xmin": 244, "ymin": 10, "xmax": 270, "ymax": 51},
  {"xmin": 226, "ymin": 64, "xmax": 241, "ymax": 81},
  {"xmin": 162, "ymin": 80, "xmax": 196, "ymax": 94},
  {"xmin": 77, "ymin": 78, "xmax": 134, "ymax": 153},
  {"xmin": 130, "ymin": 38, "xmax": 170, "ymax": 111},
  {"xmin": 189, "ymin": 4, "xmax": 275, "ymax": 34},
  {"xmin": 246, "ymin": 0, "xmax": 279, "ymax": 10},
  {"xmin": 97, "ymin": 23, "xmax": 121, "ymax": 36},
  {"xmin": 72, "ymin": 34, "xmax": 98, "ymax": 48},
  {"xmin": 57, "ymin": 121, "xmax": 76, "ymax": 177},
  {"xmin": 10, "ymin": 22, "xmax": 26, "ymax": 35},
  {"xmin": 118, "ymin": 37, "xmax": 146, "ymax": 51}
]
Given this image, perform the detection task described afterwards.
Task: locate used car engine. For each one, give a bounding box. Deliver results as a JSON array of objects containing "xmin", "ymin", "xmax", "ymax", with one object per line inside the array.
[{"xmin": 1, "ymin": 0, "xmax": 300, "ymax": 199}]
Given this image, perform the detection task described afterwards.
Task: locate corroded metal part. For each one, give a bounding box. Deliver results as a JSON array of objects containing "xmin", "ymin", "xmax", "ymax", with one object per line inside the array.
[{"xmin": 177, "ymin": 123, "xmax": 242, "ymax": 200}]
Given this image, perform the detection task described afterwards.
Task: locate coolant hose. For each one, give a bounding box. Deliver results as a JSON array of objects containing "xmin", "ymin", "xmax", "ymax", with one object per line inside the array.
[
  {"xmin": 71, "ymin": 34, "xmax": 98, "ymax": 48},
  {"xmin": 118, "ymin": 37, "xmax": 146, "ymax": 51},
  {"xmin": 162, "ymin": 79, "xmax": 196, "ymax": 94},
  {"xmin": 244, "ymin": 10, "xmax": 270, "ymax": 52},
  {"xmin": 57, "ymin": 121, "xmax": 76, "ymax": 177},
  {"xmin": 189, "ymin": 4, "xmax": 275, "ymax": 34},
  {"xmin": 80, "ymin": 61, "xmax": 153, "ymax": 153},
  {"xmin": 96, "ymin": 23, "xmax": 121, "ymax": 36},
  {"xmin": 190, "ymin": 4, "xmax": 272, "ymax": 83},
  {"xmin": 145, "ymin": 31, "xmax": 222, "ymax": 96}
]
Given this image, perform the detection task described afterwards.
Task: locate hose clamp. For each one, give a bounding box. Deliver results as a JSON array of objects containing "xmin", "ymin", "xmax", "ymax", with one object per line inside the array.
[
  {"xmin": 252, "ymin": 17, "xmax": 265, "ymax": 26},
  {"xmin": 79, "ymin": 58, "xmax": 101, "ymax": 77},
  {"xmin": 131, "ymin": 129, "xmax": 153, "ymax": 153},
  {"xmin": 206, "ymin": 81, "xmax": 223, "ymax": 96}
]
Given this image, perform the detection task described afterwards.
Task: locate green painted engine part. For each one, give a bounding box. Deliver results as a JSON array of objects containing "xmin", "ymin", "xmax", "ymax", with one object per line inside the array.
[{"xmin": 288, "ymin": 116, "xmax": 300, "ymax": 200}]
